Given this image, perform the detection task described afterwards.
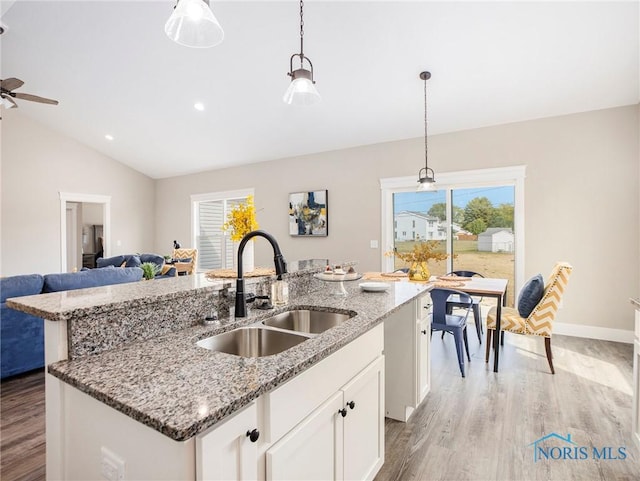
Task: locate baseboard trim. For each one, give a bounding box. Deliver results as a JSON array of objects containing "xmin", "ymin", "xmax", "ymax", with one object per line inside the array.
[{"xmin": 553, "ymin": 322, "xmax": 634, "ymax": 344}]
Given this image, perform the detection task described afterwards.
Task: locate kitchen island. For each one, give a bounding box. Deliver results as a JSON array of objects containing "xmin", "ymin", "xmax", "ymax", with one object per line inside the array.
[{"xmin": 9, "ymin": 262, "xmax": 432, "ymax": 480}]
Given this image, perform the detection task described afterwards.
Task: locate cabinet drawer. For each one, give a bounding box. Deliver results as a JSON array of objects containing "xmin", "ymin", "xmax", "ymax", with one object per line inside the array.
[
  {"xmin": 265, "ymin": 324, "xmax": 383, "ymax": 443},
  {"xmin": 418, "ymin": 294, "xmax": 432, "ymax": 320}
]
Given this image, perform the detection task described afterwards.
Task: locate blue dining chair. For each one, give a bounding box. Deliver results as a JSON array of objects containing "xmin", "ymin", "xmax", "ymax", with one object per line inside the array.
[
  {"xmin": 430, "ymin": 288, "xmax": 473, "ymax": 377},
  {"xmin": 445, "ymin": 270, "xmax": 484, "ymax": 343}
]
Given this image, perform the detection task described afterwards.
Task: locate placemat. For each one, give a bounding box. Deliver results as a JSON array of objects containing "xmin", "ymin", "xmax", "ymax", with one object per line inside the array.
[
  {"xmin": 362, "ymin": 272, "xmax": 401, "ymax": 282},
  {"xmin": 437, "ymin": 275, "xmax": 472, "ymax": 281},
  {"xmin": 205, "ymin": 267, "xmax": 275, "ymax": 279},
  {"xmin": 380, "ymin": 271, "xmax": 409, "ymax": 278}
]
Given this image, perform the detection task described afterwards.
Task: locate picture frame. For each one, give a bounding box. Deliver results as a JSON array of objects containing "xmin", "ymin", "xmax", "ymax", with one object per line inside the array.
[{"xmin": 289, "ymin": 190, "xmax": 328, "ymax": 236}]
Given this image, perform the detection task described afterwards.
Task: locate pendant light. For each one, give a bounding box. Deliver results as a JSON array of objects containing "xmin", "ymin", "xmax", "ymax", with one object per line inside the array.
[
  {"xmin": 283, "ymin": 0, "xmax": 320, "ymax": 106},
  {"xmin": 417, "ymin": 71, "xmax": 435, "ymax": 190},
  {"xmin": 165, "ymin": 0, "xmax": 224, "ymax": 48}
]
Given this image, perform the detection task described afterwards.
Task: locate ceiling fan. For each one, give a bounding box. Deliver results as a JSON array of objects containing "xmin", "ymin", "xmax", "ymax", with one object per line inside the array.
[{"xmin": 1, "ymin": 77, "xmax": 59, "ymax": 110}]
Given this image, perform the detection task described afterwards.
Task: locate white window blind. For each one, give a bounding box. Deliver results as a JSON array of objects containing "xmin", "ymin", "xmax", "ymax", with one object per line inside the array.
[{"xmin": 192, "ymin": 191, "xmax": 251, "ymax": 271}]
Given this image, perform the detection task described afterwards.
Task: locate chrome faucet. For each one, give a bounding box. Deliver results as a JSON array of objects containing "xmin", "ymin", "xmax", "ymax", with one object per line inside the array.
[{"xmin": 235, "ymin": 230, "xmax": 287, "ymax": 317}]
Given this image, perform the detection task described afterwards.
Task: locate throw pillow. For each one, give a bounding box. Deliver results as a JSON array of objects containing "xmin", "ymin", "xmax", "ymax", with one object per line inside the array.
[
  {"xmin": 517, "ymin": 274, "xmax": 544, "ymax": 318},
  {"xmin": 125, "ymin": 255, "xmax": 142, "ymax": 268},
  {"xmin": 96, "ymin": 255, "xmax": 126, "ymax": 268}
]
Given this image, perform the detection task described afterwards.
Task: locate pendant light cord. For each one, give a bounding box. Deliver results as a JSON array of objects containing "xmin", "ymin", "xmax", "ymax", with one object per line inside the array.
[
  {"xmin": 299, "ymin": 0, "xmax": 305, "ymax": 65},
  {"xmin": 424, "ymin": 75, "xmax": 428, "ymax": 170}
]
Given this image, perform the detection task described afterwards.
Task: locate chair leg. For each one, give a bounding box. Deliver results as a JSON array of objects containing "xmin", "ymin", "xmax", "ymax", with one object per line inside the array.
[
  {"xmin": 544, "ymin": 337, "xmax": 555, "ymax": 375},
  {"xmin": 453, "ymin": 329, "xmax": 466, "ymax": 377},
  {"xmin": 500, "ymin": 330, "xmax": 505, "ymax": 346},
  {"xmin": 473, "ymin": 304, "xmax": 482, "ymax": 344},
  {"xmin": 463, "ymin": 327, "xmax": 471, "ymax": 362},
  {"xmin": 441, "ymin": 331, "xmax": 446, "ymax": 339},
  {"xmin": 485, "ymin": 328, "xmax": 493, "ymax": 363}
]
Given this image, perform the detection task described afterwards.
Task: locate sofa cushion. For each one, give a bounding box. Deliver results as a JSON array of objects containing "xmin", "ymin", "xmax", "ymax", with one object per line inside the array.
[
  {"xmin": 96, "ymin": 255, "xmax": 126, "ymax": 268},
  {"xmin": 124, "ymin": 255, "xmax": 142, "ymax": 268},
  {"xmin": 139, "ymin": 253, "xmax": 165, "ymax": 268},
  {"xmin": 42, "ymin": 267, "xmax": 143, "ymax": 293},
  {"xmin": 0, "ymin": 274, "xmax": 45, "ymax": 303},
  {"xmin": 517, "ymin": 274, "xmax": 544, "ymax": 318}
]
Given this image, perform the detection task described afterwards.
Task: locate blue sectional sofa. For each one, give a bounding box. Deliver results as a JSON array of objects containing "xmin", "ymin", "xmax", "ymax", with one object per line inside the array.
[
  {"xmin": 96, "ymin": 254, "xmax": 176, "ymax": 278},
  {"xmin": 1, "ymin": 266, "xmax": 143, "ymax": 380}
]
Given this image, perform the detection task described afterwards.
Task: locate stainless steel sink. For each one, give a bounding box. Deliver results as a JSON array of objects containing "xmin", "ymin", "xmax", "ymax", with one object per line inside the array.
[
  {"xmin": 262, "ymin": 309, "xmax": 353, "ymax": 334},
  {"xmin": 197, "ymin": 327, "xmax": 308, "ymax": 357}
]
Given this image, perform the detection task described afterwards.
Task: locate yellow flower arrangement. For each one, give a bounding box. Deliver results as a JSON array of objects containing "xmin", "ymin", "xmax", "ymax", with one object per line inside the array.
[
  {"xmin": 386, "ymin": 241, "xmax": 452, "ymax": 281},
  {"xmin": 222, "ymin": 195, "xmax": 259, "ymax": 241},
  {"xmin": 386, "ymin": 240, "xmax": 449, "ymax": 264}
]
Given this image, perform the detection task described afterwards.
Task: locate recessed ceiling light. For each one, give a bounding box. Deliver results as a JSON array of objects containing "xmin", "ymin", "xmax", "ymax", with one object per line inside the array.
[
  {"xmin": 194, "ymin": 102, "xmax": 205, "ymax": 111},
  {"xmin": 105, "ymin": 134, "xmax": 114, "ymax": 141}
]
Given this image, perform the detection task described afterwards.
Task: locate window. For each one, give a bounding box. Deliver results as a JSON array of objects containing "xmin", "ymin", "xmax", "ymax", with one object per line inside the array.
[
  {"xmin": 380, "ymin": 166, "xmax": 525, "ymax": 303},
  {"xmin": 191, "ymin": 188, "xmax": 254, "ymax": 271}
]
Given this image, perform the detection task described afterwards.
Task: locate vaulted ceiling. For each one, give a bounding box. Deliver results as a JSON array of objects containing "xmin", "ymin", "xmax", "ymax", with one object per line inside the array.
[{"xmin": 1, "ymin": 1, "xmax": 638, "ymax": 178}]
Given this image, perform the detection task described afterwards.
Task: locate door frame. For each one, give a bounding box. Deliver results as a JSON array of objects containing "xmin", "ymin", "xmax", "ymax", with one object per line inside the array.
[
  {"xmin": 59, "ymin": 192, "xmax": 111, "ymax": 273},
  {"xmin": 380, "ymin": 165, "xmax": 526, "ymax": 296}
]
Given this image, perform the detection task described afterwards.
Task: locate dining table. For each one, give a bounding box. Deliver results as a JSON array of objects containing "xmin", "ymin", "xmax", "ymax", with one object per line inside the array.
[{"xmin": 431, "ymin": 276, "xmax": 509, "ymax": 372}]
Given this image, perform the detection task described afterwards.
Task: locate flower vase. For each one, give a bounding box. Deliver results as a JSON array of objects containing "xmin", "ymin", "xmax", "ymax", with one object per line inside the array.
[
  {"xmin": 408, "ymin": 261, "xmax": 430, "ymax": 281},
  {"xmin": 233, "ymin": 241, "xmax": 255, "ymax": 274}
]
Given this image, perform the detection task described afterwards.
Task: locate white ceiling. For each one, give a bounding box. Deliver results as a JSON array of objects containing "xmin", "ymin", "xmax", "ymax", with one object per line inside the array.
[{"xmin": 1, "ymin": 1, "xmax": 638, "ymax": 179}]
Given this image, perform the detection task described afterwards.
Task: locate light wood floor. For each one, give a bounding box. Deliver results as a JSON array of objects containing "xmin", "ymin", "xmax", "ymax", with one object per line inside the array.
[
  {"xmin": 1, "ymin": 333, "xmax": 638, "ymax": 481},
  {"xmin": 1, "ymin": 369, "xmax": 45, "ymax": 481},
  {"xmin": 376, "ymin": 332, "xmax": 640, "ymax": 481}
]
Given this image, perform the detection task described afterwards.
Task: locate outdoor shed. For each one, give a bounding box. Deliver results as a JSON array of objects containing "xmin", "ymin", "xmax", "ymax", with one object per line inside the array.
[{"xmin": 477, "ymin": 228, "xmax": 514, "ymax": 253}]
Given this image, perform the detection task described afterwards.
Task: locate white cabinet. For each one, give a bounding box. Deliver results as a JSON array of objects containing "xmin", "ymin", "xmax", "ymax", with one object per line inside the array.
[
  {"xmin": 266, "ymin": 392, "xmax": 344, "ymax": 481},
  {"xmin": 343, "ymin": 357, "xmax": 385, "ymax": 481},
  {"xmin": 384, "ymin": 294, "xmax": 431, "ymax": 421},
  {"xmin": 197, "ymin": 402, "xmax": 259, "ymax": 481},
  {"xmin": 266, "ymin": 357, "xmax": 384, "ymax": 481},
  {"xmin": 633, "ymin": 306, "xmax": 640, "ymax": 452}
]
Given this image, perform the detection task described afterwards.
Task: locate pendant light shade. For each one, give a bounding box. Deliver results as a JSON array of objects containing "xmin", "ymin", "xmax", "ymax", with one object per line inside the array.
[
  {"xmin": 417, "ymin": 71, "xmax": 435, "ymax": 190},
  {"xmin": 165, "ymin": 0, "xmax": 224, "ymax": 48},
  {"xmin": 284, "ymin": 0, "xmax": 320, "ymax": 105},
  {"xmin": 283, "ymin": 67, "xmax": 320, "ymax": 106}
]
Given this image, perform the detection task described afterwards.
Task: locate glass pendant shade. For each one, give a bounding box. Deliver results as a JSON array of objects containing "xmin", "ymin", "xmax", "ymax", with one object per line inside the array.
[
  {"xmin": 165, "ymin": 0, "xmax": 224, "ymax": 48},
  {"xmin": 283, "ymin": 69, "xmax": 321, "ymax": 106}
]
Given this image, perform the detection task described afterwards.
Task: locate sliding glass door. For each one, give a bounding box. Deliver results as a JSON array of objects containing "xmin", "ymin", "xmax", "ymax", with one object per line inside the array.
[
  {"xmin": 450, "ymin": 186, "xmax": 515, "ymax": 306},
  {"xmin": 392, "ymin": 188, "xmax": 449, "ymax": 277},
  {"xmin": 383, "ymin": 167, "xmax": 524, "ymax": 307}
]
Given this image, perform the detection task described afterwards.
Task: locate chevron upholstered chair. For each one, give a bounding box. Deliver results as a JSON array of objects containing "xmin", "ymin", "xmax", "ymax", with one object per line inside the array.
[
  {"xmin": 172, "ymin": 248, "xmax": 198, "ymax": 275},
  {"xmin": 484, "ymin": 262, "xmax": 573, "ymax": 374}
]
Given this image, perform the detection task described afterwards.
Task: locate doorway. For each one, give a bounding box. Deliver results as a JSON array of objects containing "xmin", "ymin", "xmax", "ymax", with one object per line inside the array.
[{"xmin": 59, "ymin": 193, "xmax": 111, "ymax": 273}]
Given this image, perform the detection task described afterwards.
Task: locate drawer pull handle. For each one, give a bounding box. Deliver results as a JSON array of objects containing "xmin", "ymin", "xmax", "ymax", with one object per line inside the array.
[
  {"xmin": 246, "ymin": 429, "xmax": 260, "ymax": 442},
  {"xmin": 338, "ymin": 408, "xmax": 348, "ymax": 418},
  {"xmin": 347, "ymin": 401, "xmax": 355, "ymax": 410},
  {"xmin": 421, "ymin": 330, "xmax": 428, "ymax": 335}
]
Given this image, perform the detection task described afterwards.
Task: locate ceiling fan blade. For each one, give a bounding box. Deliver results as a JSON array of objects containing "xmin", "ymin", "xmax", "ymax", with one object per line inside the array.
[
  {"xmin": 13, "ymin": 92, "xmax": 59, "ymax": 105},
  {"xmin": 1, "ymin": 78, "xmax": 25, "ymax": 91},
  {"xmin": 5, "ymin": 96, "xmax": 18, "ymax": 108}
]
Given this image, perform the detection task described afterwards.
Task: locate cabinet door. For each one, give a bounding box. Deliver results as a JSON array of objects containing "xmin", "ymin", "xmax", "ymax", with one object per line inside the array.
[
  {"xmin": 196, "ymin": 402, "xmax": 258, "ymax": 481},
  {"xmin": 417, "ymin": 317, "xmax": 431, "ymax": 403},
  {"xmin": 342, "ymin": 356, "xmax": 385, "ymax": 481},
  {"xmin": 266, "ymin": 392, "xmax": 344, "ymax": 481}
]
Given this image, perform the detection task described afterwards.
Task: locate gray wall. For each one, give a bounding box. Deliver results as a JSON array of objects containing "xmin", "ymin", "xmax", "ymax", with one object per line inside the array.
[
  {"xmin": 1, "ymin": 106, "xmax": 638, "ymax": 332},
  {"xmin": 1, "ymin": 110, "xmax": 156, "ymax": 276},
  {"xmin": 156, "ymin": 106, "xmax": 639, "ymax": 331}
]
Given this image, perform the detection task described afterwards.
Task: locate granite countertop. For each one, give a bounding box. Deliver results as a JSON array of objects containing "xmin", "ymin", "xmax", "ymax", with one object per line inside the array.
[
  {"xmin": 6, "ymin": 259, "xmax": 333, "ymax": 322},
  {"xmin": 48, "ymin": 280, "xmax": 430, "ymax": 442},
  {"xmin": 631, "ymin": 298, "xmax": 640, "ymax": 309},
  {"xmin": 7, "ymin": 273, "xmax": 231, "ymax": 321}
]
